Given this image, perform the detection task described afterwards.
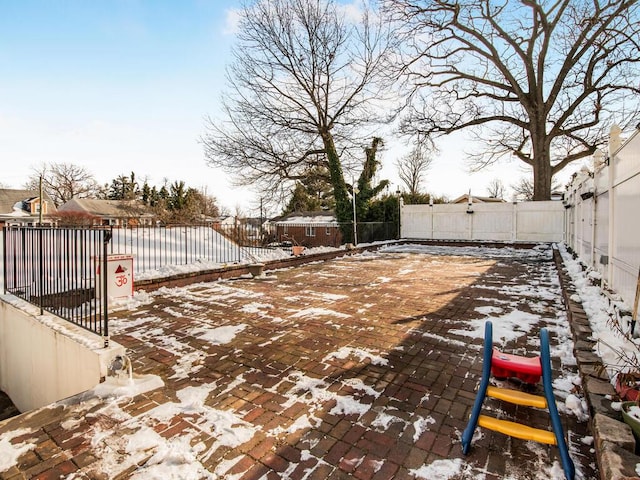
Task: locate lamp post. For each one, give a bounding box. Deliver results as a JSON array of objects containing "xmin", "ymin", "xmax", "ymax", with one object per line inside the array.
[
  {"xmin": 396, "ymin": 188, "xmax": 401, "ymax": 239},
  {"xmin": 352, "ymin": 184, "xmax": 359, "ymax": 245}
]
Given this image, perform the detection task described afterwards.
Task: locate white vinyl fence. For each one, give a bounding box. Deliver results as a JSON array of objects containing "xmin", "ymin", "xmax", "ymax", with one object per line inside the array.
[
  {"xmin": 401, "ymin": 200, "xmax": 564, "ymax": 243},
  {"xmin": 564, "ymin": 126, "xmax": 640, "ymax": 309}
]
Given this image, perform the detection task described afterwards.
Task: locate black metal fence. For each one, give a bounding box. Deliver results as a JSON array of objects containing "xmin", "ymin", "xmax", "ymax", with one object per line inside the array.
[
  {"xmin": 3, "ymin": 226, "xmax": 110, "ymax": 345},
  {"xmin": 353, "ymin": 222, "xmax": 397, "ymax": 244},
  {"xmin": 107, "ymin": 222, "xmax": 396, "ymax": 275},
  {"xmin": 1, "ymin": 221, "xmax": 397, "ymax": 340},
  {"xmin": 107, "ymin": 223, "xmax": 281, "ymax": 274},
  {"xmin": 271, "ymin": 221, "xmax": 397, "ymax": 248}
]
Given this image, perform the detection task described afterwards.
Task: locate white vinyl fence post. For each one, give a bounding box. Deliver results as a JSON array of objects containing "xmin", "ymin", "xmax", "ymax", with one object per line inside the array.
[{"xmin": 608, "ymin": 125, "xmax": 621, "ymax": 284}]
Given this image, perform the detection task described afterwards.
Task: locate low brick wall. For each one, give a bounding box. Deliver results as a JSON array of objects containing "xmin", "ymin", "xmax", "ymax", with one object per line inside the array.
[
  {"xmin": 134, "ymin": 240, "xmax": 543, "ymax": 292},
  {"xmin": 133, "ymin": 247, "xmax": 365, "ymax": 292}
]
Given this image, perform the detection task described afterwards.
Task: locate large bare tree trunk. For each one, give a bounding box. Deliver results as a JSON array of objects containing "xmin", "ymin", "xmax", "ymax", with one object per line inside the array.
[
  {"xmin": 531, "ymin": 133, "xmax": 552, "ymax": 200},
  {"xmin": 532, "ymin": 161, "xmax": 552, "ymax": 201}
]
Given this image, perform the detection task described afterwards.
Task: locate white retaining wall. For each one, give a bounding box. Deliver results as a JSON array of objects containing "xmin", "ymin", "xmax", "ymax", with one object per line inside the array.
[
  {"xmin": 401, "ymin": 201, "xmax": 564, "ymax": 242},
  {"xmin": 0, "ymin": 296, "xmax": 124, "ymax": 412}
]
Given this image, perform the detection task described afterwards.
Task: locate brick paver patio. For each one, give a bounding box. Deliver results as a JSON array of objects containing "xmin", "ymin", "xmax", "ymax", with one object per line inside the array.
[{"xmin": 0, "ymin": 247, "xmax": 597, "ymax": 479}]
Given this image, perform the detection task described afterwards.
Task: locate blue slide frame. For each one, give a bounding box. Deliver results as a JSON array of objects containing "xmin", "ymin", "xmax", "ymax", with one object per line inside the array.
[{"xmin": 460, "ymin": 321, "xmax": 575, "ymax": 480}]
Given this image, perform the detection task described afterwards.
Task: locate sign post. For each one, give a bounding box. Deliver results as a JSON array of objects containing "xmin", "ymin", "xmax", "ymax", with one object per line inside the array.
[{"xmin": 96, "ymin": 254, "xmax": 134, "ymax": 300}]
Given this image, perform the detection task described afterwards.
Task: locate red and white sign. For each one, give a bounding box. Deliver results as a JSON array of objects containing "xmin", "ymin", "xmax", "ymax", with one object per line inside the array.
[{"xmin": 96, "ymin": 254, "xmax": 134, "ymax": 299}]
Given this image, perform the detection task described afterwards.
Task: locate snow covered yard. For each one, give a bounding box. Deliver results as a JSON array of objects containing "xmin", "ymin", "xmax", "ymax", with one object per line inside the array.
[{"xmin": 0, "ymin": 244, "xmax": 597, "ymax": 479}]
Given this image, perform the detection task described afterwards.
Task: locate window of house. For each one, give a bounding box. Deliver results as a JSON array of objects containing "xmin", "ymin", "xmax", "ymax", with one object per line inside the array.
[
  {"xmin": 326, "ymin": 227, "xmax": 331, "ymax": 236},
  {"xmin": 305, "ymin": 226, "xmax": 316, "ymax": 237},
  {"xmin": 284, "ymin": 224, "xmax": 289, "ymax": 234}
]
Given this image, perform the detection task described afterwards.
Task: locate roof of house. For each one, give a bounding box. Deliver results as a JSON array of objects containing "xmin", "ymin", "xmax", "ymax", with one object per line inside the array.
[
  {"xmin": 0, "ymin": 189, "xmax": 57, "ymax": 217},
  {"xmin": 58, "ymin": 198, "xmax": 153, "ymax": 217},
  {"xmin": 450, "ymin": 194, "xmax": 506, "ymax": 204},
  {"xmin": 272, "ymin": 210, "xmax": 338, "ymax": 224}
]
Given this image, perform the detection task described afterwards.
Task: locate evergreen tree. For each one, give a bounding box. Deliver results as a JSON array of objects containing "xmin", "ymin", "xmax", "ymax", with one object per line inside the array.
[
  {"xmin": 108, "ymin": 172, "xmax": 139, "ymax": 200},
  {"xmin": 353, "ymin": 137, "xmax": 389, "ymax": 222},
  {"xmin": 283, "ymin": 166, "xmax": 334, "ymax": 214}
]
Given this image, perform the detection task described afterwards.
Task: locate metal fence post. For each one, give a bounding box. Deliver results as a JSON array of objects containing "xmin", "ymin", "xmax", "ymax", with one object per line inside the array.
[
  {"xmin": 102, "ymin": 229, "xmax": 111, "ymax": 348},
  {"xmin": 39, "ymin": 227, "xmax": 44, "ymax": 315}
]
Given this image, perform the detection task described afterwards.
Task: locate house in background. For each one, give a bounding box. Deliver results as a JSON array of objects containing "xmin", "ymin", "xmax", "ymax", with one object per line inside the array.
[
  {"xmin": 450, "ymin": 193, "xmax": 506, "ymax": 204},
  {"xmin": 271, "ymin": 210, "xmax": 342, "ymax": 248},
  {"xmin": 0, "ymin": 189, "xmax": 57, "ymax": 227},
  {"xmin": 57, "ymin": 198, "xmax": 155, "ymax": 227},
  {"xmin": 214, "ymin": 215, "xmax": 237, "ymax": 227}
]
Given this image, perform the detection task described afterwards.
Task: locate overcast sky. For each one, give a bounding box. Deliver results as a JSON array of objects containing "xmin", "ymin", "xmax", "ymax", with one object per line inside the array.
[{"xmin": 0, "ymin": 1, "xmax": 587, "ymax": 215}]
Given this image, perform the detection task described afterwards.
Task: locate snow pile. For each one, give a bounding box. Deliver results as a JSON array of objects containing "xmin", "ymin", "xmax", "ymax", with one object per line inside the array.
[
  {"xmin": 410, "ymin": 458, "xmax": 478, "ymax": 479},
  {"xmin": 381, "ymin": 242, "xmax": 553, "ymax": 260},
  {"xmin": 197, "ymin": 324, "xmax": 247, "ymax": 344},
  {"xmin": 323, "ymin": 346, "xmax": 389, "ymax": 366},
  {"xmin": 0, "ymin": 429, "xmax": 36, "ymax": 472},
  {"xmin": 128, "ymin": 434, "xmax": 215, "ymax": 480},
  {"xmin": 558, "ymin": 243, "xmax": 640, "ymax": 382},
  {"xmin": 93, "ymin": 374, "xmax": 165, "ymax": 399},
  {"xmin": 127, "ymin": 232, "xmax": 342, "ymax": 281},
  {"xmin": 63, "ymin": 381, "xmax": 256, "ymax": 479},
  {"xmin": 450, "ymin": 310, "xmax": 540, "ymax": 345},
  {"xmin": 110, "ymin": 290, "xmax": 155, "ymax": 310},
  {"xmin": 413, "ymin": 416, "xmax": 436, "ymax": 442}
]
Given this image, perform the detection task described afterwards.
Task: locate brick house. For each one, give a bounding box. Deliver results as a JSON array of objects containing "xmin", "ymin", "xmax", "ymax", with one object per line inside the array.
[{"xmin": 271, "ymin": 211, "xmax": 342, "ymax": 248}]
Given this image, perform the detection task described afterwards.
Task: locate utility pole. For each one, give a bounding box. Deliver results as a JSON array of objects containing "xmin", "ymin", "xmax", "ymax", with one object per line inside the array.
[
  {"xmin": 39, "ymin": 175, "xmax": 44, "ymax": 226},
  {"xmin": 352, "ymin": 183, "xmax": 358, "ymax": 245}
]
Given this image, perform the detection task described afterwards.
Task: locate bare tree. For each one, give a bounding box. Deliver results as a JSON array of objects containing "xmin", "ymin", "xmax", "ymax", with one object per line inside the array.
[
  {"xmin": 511, "ymin": 176, "xmax": 562, "ymax": 201},
  {"xmin": 53, "ymin": 211, "xmax": 100, "ymax": 227},
  {"xmin": 202, "ymin": 0, "xmax": 395, "ymax": 224},
  {"xmin": 383, "ymin": 0, "xmax": 640, "ymax": 200},
  {"xmin": 395, "ymin": 143, "xmax": 433, "ymax": 195},
  {"xmin": 511, "ymin": 177, "xmax": 535, "ymax": 202},
  {"xmin": 486, "ymin": 178, "xmax": 506, "ymax": 200},
  {"xmin": 25, "ymin": 162, "xmax": 100, "ymax": 206}
]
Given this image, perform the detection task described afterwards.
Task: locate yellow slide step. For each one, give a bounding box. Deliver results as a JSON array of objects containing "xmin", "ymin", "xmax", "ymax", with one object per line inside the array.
[
  {"xmin": 486, "ymin": 386, "xmax": 547, "ymax": 409},
  {"xmin": 478, "ymin": 414, "xmax": 557, "ymax": 445}
]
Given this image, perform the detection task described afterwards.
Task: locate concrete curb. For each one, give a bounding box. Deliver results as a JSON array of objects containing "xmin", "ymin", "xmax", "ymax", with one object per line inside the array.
[{"xmin": 553, "ymin": 248, "xmax": 640, "ymax": 480}]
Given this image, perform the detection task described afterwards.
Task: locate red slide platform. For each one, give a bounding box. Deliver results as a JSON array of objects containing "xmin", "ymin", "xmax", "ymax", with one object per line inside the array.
[{"xmin": 491, "ymin": 348, "xmax": 542, "ymax": 384}]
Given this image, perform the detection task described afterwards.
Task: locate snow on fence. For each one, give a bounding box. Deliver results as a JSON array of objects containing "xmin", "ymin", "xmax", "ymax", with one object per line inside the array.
[
  {"xmin": 564, "ymin": 126, "xmax": 640, "ymax": 309},
  {"xmin": 400, "ymin": 200, "xmax": 564, "ymax": 243}
]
